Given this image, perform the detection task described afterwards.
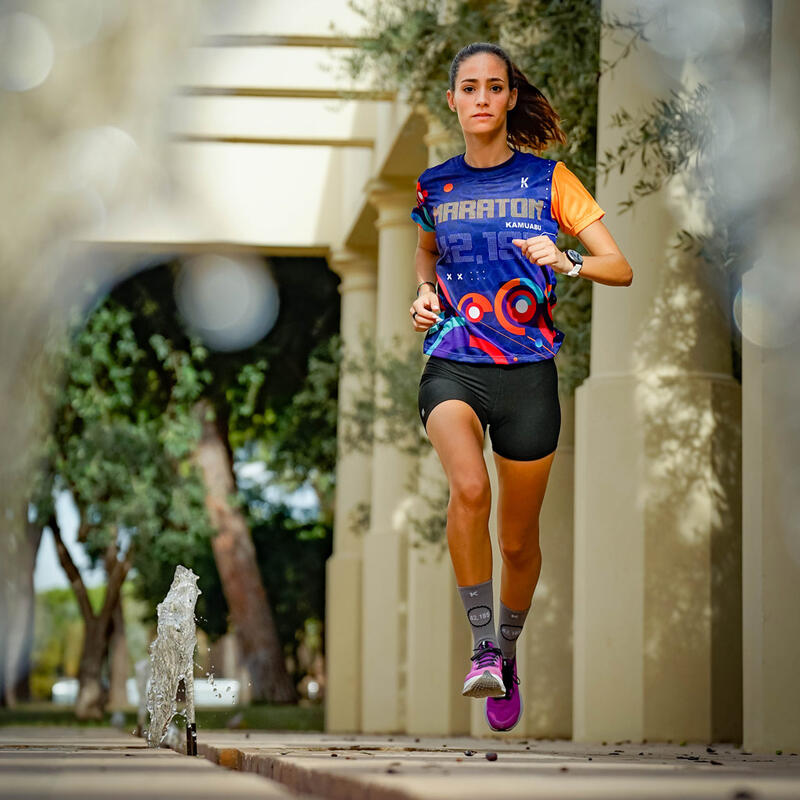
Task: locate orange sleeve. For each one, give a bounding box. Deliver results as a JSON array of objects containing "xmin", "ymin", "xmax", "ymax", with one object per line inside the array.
[{"xmin": 550, "ymin": 161, "xmax": 605, "ymax": 237}]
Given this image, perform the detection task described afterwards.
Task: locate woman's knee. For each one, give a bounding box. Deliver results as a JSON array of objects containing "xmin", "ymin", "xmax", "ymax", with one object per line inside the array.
[
  {"xmin": 449, "ymin": 473, "xmax": 491, "ymax": 513},
  {"xmin": 499, "ymin": 533, "xmax": 541, "ymax": 566}
]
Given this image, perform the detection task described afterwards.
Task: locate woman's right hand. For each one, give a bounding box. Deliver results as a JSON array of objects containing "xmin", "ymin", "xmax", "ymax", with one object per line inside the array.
[{"xmin": 410, "ymin": 288, "xmax": 442, "ymax": 331}]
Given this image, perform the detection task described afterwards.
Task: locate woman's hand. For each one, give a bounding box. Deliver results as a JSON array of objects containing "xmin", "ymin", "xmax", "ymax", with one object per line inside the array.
[
  {"xmin": 410, "ymin": 288, "xmax": 442, "ymax": 331},
  {"xmin": 512, "ymin": 235, "xmax": 570, "ymax": 274}
]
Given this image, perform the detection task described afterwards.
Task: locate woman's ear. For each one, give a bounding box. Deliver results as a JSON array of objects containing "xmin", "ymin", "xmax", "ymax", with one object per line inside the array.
[
  {"xmin": 507, "ymin": 87, "xmax": 518, "ymax": 111},
  {"xmin": 446, "ymin": 88, "xmax": 456, "ymax": 112}
]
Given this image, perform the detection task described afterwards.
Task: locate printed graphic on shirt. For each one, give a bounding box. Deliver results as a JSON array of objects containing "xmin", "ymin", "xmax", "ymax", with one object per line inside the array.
[
  {"xmin": 410, "ymin": 150, "xmax": 592, "ymax": 364},
  {"xmin": 411, "ymin": 181, "xmax": 435, "ymax": 231}
]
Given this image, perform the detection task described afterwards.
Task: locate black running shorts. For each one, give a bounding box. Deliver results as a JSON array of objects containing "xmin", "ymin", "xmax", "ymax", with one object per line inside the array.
[{"xmin": 418, "ymin": 355, "xmax": 561, "ymax": 461}]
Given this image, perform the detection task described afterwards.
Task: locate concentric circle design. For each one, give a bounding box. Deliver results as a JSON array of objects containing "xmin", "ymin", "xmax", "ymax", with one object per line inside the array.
[
  {"xmin": 494, "ymin": 278, "xmax": 545, "ymax": 334},
  {"xmin": 457, "ymin": 292, "xmax": 492, "ymax": 323}
]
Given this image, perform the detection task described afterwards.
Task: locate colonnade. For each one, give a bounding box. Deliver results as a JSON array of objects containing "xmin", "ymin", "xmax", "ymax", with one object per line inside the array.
[{"xmin": 324, "ymin": 0, "xmax": 798, "ymax": 748}]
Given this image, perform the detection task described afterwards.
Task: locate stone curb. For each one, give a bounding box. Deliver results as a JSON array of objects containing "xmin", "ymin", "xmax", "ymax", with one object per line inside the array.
[{"xmin": 200, "ymin": 742, "xmax": 416, "ymax": 800}]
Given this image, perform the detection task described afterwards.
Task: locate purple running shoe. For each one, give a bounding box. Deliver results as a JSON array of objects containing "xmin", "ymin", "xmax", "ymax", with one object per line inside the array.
[
  {"xmin": 485, "ymin": 656, "xmax": 522, "ymax": 731},
  {"xmin": 462, "ymin": 640, "xmax": 505, "ymax": 698}
]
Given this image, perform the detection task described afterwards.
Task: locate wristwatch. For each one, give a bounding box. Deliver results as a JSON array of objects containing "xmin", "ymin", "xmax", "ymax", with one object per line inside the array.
[{"xmin": 565, "ymin": 249, "xmax": 584, "ymax": 277}]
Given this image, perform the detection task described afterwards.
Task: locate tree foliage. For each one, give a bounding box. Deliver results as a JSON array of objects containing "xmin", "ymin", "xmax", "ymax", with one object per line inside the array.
[{"xmin": 31, "ymin": 253, "xmax": 341, "ymax": 707}]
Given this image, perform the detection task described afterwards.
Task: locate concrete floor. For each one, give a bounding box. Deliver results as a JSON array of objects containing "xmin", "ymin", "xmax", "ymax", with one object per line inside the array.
[{"xmin": 1, "ymin": 727, "xmax": 799, "ymax": 800}]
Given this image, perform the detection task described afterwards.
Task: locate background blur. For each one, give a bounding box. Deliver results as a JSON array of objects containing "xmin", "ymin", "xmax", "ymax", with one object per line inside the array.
[{"xmin": 0, "ymin": 0, "xmax": 797, "ymax": 749}]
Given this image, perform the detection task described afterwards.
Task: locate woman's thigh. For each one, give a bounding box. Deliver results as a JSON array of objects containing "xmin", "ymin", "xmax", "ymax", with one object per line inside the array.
[{"xmin": 424, "ymin": 399, "xmax": 489, "ymax": 497}]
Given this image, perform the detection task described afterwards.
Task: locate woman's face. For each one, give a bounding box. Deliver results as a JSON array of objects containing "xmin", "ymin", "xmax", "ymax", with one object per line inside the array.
[{"xmin": 447, "ymin": 52, "xmax": 517, "ymax": 137}]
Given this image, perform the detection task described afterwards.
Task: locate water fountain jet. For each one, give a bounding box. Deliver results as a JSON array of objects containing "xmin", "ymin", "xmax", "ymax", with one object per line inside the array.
[{"xmin": 145, "ymin": 565, "xmax": 200, "ymax": 754}]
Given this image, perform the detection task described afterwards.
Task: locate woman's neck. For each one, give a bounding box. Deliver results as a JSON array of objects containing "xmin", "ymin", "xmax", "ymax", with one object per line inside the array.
[{"xmin": 462, "ymin": 128, "xmax": 514, "ymax": 168}]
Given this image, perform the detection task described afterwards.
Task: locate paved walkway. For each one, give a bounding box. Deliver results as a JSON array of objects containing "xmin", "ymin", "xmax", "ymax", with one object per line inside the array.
[
  {"xmin": 198, "ymin": 731, "xmax": 800, "ymax": 800},
  {"xmin": 0, "ymin": 727, "xmax": 302, "ymax": 799},
  {"xmin": 1, "ymin": 727, "xmax": 799, "ymax": 799}
]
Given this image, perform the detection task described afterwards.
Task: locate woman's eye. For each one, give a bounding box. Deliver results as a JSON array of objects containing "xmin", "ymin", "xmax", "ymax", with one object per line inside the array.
[{"xmin": 491, "ymin": 85, "xmax": 502, "ymax": 92}]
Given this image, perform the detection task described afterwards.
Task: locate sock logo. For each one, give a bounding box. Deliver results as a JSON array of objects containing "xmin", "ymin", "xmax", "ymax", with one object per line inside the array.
[
  {"xmin": 468, "ymin": 590, "xmax": 479, "ymax": 597},
  {"xmin": 500, "ymin": 624, "xmax": 522, "ymax": 641},
  {"xmin": 468, "ymin": 606, "xmax": 492, "ymax": 626}
]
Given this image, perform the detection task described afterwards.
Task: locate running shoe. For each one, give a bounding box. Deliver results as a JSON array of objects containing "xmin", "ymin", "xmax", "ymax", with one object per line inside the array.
[
  {"xmin": 485, "ymin": 656, "xmax": 522, "ymax": 731},
  {"xmin": 462, "ymin": 640, "xmax": 506, "ymax": 698}
]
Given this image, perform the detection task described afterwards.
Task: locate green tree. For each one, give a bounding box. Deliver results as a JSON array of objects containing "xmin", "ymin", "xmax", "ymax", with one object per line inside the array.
[
  {"xmin": 110, "ymin": 257, "xmax": 339, "ymax": 703},
  {"xmin": 33, "ymin": 299, "xmax": 213, "ymax": 719}
]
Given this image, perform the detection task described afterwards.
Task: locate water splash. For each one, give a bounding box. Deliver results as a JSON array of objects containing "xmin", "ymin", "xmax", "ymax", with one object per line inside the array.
[{"xmin": 145, "ymin": 565, "xmax": 201, "ymax": 750}]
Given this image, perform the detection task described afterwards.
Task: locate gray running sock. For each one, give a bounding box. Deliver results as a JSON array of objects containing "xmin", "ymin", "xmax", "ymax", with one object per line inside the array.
[
  {"xmin": 458, "ymin": 578, "xmax": 496, "ymax": 649},
  {"xmin": 498, "ymin": 601, "xmax": 530, "ymax": 660}
]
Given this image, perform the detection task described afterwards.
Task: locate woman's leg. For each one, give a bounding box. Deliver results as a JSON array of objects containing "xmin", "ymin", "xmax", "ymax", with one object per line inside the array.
[
  {"xmin": 484, "ymin": 449, "xmax": 556, "ymax": 729},
  {"xmin": 425, "ymin": 397, "xmax": 505, "ymax": 697},
  {"xmin": 492, "ymin": 449, "xmax": 556, "ymax": 612},
  {"xmin": 425, "ymin": 399, "xmax": 492, "ymax": 585}
]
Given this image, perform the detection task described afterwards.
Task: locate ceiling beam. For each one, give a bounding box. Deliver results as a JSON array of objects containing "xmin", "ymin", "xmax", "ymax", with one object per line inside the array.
[
  {"xmin": 197, "ymin": 34, "xmax": 367, "ymax": 48},
  {"xmin": 171, "ymin": 134, "xmax": 374, "ymax": 148},
  {"xmin": 177, "ymin": 86, "xmax": 395, "ymax": 101}
]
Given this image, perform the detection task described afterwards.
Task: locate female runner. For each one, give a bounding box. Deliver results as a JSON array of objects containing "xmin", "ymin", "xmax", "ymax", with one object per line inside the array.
[{"xmin": 410, "ymin": 42, "xmax": 632, "ymax": 732}]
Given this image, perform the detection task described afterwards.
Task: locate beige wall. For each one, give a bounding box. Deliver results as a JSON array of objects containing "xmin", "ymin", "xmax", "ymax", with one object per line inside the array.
[{"xmin": 573, "ymin": 0, "xmax": 742, "ymax": 743}]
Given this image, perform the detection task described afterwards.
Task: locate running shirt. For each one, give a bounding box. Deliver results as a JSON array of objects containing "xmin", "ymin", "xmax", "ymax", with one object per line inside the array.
[{"xmin": 410, "ymin": 150, "xmax": 604, "ymax": 364}]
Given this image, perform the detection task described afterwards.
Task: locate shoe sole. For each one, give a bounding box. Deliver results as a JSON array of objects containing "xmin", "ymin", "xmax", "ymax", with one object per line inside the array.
[
  {"xmin": 462, "ymin": 671, "xmax": 506, "ymax": 698},
  {"xmin": 485, "ymin": 690, "xmax": 524, "ymax": 732}
]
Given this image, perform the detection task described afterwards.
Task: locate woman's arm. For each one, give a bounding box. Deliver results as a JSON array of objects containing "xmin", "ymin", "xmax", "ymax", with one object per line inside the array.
[
  {"xmin": 410, "ymin": 228, "xmax": 442, "ymax": 330},
  {"xmin": 512, "ymin": 219, "xmax": 633, "ymax": 287}
]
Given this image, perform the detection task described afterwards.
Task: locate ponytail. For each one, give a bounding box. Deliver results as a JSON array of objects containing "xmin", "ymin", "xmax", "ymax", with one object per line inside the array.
[{"xmin": 449, "ymin": 42, "xmax": 566, "ymax": 152}]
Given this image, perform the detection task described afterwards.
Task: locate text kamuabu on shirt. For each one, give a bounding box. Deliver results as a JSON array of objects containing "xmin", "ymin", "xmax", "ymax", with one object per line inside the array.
[{"xmin": 411, "ymin": 150, "xmax": 604, "ymax": 365}]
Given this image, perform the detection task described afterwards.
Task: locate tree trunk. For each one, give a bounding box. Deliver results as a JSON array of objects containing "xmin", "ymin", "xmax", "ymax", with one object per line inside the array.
[
  {"xmin": 193, "ymin": 399, "xmax": 296, "ymax": 703},
  {"xmin": 75, "ymin": 617, "xmax": 107, "ymax": 720},
  {"xmin": 50, "ymin": 516, "xmax": 131, "ymax": 720},
  {"xmin": 107, "ymin": 592, "xmax": 129, "ymax": 711}
]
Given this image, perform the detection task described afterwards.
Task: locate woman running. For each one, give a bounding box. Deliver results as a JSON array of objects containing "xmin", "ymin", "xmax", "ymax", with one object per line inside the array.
[{"xmin": 410, "ymin": 42, "xmax": 632, "ymax": 732}]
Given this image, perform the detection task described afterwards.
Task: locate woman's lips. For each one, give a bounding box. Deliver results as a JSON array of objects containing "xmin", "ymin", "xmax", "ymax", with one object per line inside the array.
[{"xmin": 473, "ymin": 113, "xmax": 492, "ymax": 118}]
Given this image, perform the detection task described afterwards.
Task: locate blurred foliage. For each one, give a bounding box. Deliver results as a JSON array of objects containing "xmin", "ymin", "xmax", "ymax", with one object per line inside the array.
[
  {"xmin": 254, "ymin": 333, "xmax": 342, "ymax": 524},
  {"xmin": 342, "ymin": 0, "xmax": 603, "ymax": 393},
  {"xmin": 33, "ymin": 296, "xmax": 216, "ymax": 573},
  {"xmin": 248, "ymin": 501, "xmax": 331, "ymax": 687},
  {"xmin": 30, "ymin": 583, "xmax": 150, "ymax": 701},
  {"xmin": 32, "ymin": 255, "xmax": 341, "ymax": 693},
  {"xmin": 597, "ymin": 81, "xmax": 744, "ymax": 381}
]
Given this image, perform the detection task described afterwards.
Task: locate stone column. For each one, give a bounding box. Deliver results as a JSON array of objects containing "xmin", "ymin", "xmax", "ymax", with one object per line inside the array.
[
  {"xmin": 325, "ymin": 249, "xmax": 377, "ymax": 732},
  {"xmin": 742, "ymin": 0, "xmax": 800, "ymax": 753},
  {"xmin": 360, "ymin": 183, "xmax": 419, "ymax": 732},
  {"xmin": 572, "ymin": 0, "xmax": 741, "ymax": 743}
]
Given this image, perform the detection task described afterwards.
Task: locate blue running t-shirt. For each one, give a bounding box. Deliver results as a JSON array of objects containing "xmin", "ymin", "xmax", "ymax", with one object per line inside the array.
[{"xmin": 411, "ymin": 150, "xmax": 603, "ymax": 364}]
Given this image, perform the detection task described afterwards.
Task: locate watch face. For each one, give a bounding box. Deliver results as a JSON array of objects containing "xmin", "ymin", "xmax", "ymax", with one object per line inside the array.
[{"xmin": 566, "ymin": 249, "xmax": 583, "ymax": 265}]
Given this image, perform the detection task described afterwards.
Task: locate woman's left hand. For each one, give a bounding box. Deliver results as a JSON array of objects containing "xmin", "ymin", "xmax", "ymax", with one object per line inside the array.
[{"xmin": 512, "ymin": 236, "xmax": 570, "ymax": 274}]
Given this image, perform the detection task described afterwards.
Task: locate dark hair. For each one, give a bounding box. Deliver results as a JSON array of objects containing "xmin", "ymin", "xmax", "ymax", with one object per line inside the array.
[{"xmin": 448, "ymin": 42, "xmax": 566, "ymax": 152}]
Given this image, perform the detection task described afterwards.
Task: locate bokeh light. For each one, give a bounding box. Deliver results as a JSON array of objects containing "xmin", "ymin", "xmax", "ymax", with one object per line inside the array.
[
  {"xmin": 0, "ymin": 12, "xmax": 55, "ymax": 92},
  {"xmin": 175, "ymin": 254, "xmax": 280, "ymax": 351},
  {"xmin": 639, "ymin": 0, "xmax": 747, "ymax": 60}
]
